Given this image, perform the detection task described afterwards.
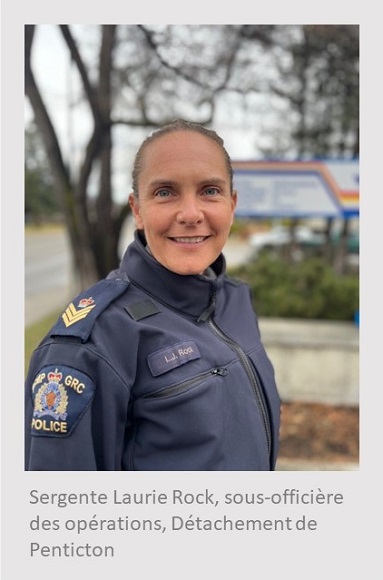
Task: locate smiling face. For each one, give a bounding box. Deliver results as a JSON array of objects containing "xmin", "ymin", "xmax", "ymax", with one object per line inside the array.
[{"xmin": 129, "ymin": 130, "xmax": 237, "ymax": 275}]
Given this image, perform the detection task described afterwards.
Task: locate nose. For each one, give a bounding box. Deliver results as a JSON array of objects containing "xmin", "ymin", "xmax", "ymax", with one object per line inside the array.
[{"xmin": 176, "ymin": 193, "xmax": 203, "ymax": 225}]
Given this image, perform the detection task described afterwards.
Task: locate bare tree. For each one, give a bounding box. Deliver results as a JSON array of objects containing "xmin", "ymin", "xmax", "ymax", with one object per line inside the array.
[
  {"xmin": 25, "ymin": 25, "xmax": 118, "ymax": 288},
  {"xmin": 24, "ymin": 24, "xmax": 225, "ymax": 288}
]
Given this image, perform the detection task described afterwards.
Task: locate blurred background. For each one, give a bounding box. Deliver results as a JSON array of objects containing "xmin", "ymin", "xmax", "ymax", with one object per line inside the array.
[{"xmin": 24, "ymin": 24, "xmax": 359, "ymax": 470}]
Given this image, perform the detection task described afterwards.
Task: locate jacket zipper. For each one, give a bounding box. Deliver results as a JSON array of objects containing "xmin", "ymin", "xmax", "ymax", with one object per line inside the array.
[
  {"xmin": 143, "ymin": 367, "xmax": 228, "ymax": 400},
  {"xmin": 199, "ymin": 291, "xmax": 272, "ymax": 459}
]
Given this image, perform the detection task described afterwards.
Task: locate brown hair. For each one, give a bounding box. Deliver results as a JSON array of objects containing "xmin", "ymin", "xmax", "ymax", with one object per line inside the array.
[{"xmin": 131, "ymin": 119, "xmax": 234, "ymax": 196}]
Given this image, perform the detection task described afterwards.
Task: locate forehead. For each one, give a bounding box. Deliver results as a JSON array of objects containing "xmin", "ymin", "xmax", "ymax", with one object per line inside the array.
[{"xmin": 139, "ymin": 130, "xmax": 228, "ymax": 175}]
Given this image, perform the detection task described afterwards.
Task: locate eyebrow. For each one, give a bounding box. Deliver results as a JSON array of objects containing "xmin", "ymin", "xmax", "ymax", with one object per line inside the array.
[{"xmin": 148, "ymin": 177, "xmax": 228, "ymax": 188}]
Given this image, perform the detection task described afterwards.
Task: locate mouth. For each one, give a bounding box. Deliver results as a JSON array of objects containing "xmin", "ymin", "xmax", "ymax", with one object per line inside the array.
[{"xmin": 170, "ymin": 236, "xmax": 210, "ymax": 244}]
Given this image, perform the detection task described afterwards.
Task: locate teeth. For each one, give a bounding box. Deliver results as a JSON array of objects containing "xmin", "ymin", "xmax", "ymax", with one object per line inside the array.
[{"xmin": 173, "ymin": 237, "xmax": 206, "ymax": 243}]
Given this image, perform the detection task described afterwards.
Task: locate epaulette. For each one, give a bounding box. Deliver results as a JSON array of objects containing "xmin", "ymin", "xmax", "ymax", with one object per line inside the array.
[{"xmin": 50, "ymin": 278, "xmax": 130, "ymax": 342}]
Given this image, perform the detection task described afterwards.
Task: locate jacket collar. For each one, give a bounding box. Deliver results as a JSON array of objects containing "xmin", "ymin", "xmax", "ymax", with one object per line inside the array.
[{"xmin": 118, "ymin": 230, "xmax": 226, "ymax": 319}]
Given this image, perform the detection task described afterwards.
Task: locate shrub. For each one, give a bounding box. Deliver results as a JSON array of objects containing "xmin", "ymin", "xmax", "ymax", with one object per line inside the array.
[{"xmin": 229, "ymin": 254, "xmax": 359, "ymax": 321}]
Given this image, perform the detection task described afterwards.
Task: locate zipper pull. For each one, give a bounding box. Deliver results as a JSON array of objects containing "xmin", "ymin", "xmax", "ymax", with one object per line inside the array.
[
  {"xmin": 197, "ymin": 292, "xmax": 216, "ymax": 323},
  {"xmin": 212, "ymin": 367, "xmax": 228, "ymax": 376}
]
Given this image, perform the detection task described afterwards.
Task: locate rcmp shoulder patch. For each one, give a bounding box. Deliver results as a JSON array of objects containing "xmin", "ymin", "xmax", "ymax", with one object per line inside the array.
[
  {"xmin": 30, "ymin": 365, "xmax": 95, "ymax": 438},
  {"xmin": 50, "ymin": 278, "xmax": 129, "ymax": 342}
]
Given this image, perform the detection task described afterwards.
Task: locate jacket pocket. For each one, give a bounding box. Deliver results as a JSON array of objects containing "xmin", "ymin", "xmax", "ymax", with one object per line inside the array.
[{"xmin": 142, "ymin": 367, "xmax": 228, "ymax": 400}]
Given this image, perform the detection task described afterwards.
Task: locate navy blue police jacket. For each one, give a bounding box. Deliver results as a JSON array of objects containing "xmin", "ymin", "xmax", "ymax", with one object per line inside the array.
[{"xmin": 25, "ymin": 231, "xmax": 281, "ymax": 471}]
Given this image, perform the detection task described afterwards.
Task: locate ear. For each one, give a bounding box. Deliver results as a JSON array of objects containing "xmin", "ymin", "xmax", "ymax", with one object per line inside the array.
[
  {"xmin": 230, "ymin": 190, "xmax": 238, "ymax": 224},
  {"xmin": 129, "ymin": 193, "xmax": 144, "ymax": 230}
]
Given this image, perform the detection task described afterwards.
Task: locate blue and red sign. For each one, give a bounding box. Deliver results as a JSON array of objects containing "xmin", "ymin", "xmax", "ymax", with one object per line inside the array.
[{"xmin": 233, "ymin": 159, "xmax": 359, "ymax": 218}]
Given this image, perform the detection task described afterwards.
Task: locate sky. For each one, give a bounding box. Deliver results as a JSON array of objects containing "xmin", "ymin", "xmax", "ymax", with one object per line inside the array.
[{"xmin": 25, "ymin": 24, "xmax": 360, "ymax": 220}]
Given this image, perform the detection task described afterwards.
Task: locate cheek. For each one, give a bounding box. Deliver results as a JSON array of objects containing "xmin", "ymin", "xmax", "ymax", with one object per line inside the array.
[
  {"xmin": 214, "ymin": 207, "xmax": 235, "ymax": 232},
  {"xmin": 151, "ymin": 205, "xmax": 173, "ymax": 225},
  {"xmin": 135, "ymin": 206, "xmax": 168, "ymax": 234}
]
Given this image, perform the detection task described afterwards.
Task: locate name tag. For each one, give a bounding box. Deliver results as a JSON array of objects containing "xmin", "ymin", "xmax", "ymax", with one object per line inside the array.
[{"xmin": 148, "ymin": 341, "xmax": 201, "ymax": 377}]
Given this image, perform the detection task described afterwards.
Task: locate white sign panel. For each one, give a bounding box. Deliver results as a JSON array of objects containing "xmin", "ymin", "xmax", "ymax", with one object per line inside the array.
[{"xmin": 233, "ymin": 160, "xmax": 359, "ymax": 218}]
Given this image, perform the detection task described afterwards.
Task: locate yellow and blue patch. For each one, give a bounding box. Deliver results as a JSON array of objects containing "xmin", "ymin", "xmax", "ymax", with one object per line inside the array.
[
  {"xmin": 30, "ymin": 365, "xmax": 95, "ymax": 437},
  {"xmin": 50, "ymin": 278, "xmax": 129, "ymax": 341}
]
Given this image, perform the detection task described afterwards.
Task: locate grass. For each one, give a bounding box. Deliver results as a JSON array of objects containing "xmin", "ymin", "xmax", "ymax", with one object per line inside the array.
[
  {"xmin": 25, "ymin": 223, "xmax": 65, "ymax": 235},
  {"xmin": 25, "ymin": 310, "xmax": 62, "ymax": 373}
]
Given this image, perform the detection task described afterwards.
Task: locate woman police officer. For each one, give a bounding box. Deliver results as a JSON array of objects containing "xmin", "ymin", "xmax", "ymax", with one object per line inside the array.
[{"xmin": 25, "ymin": 119, "xmax": 280, "ymax": 470}]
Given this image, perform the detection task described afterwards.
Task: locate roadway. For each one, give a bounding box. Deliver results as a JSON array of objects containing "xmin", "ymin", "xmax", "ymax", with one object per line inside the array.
[{"xmin": 25, "ymin": 227, "xmax": 73, "ymax": 326}]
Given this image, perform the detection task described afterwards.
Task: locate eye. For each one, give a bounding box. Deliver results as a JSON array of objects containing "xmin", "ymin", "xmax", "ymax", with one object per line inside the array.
[
  {"xmin": 154, "ymin": 188, "xmax": 172, "ymax": 198},
  {"xmin": 203, "ymin": 186, "xmax": 220, "ymax": 197}
]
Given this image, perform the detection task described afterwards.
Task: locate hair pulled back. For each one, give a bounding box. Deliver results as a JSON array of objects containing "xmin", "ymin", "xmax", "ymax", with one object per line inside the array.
[{"xmin": 131, "ymin": 119, "xmax": 234, "ymax": 197}]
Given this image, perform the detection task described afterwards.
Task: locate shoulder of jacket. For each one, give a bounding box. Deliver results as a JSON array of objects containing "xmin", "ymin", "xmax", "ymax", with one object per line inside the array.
[
  {"xmin": 225, "ymin": 275, "xmax": 247, "ymax": 288},
  {"xmin": 50, "ymin": 277, "xmax": 130, "ymax": 342}
]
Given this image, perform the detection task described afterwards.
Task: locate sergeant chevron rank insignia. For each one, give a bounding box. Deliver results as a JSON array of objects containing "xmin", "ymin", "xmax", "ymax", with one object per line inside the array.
[
  {"xmin": 62, "ymin": 297, "xmax": 96, "ymax": 327},
  {"xmin": 50, "ymin": 278, "xmax": 129, "ymax": 341}
]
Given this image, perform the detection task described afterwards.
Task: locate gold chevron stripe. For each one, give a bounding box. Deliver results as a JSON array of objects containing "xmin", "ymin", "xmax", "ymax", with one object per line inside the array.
[{"xmin": 62, "ymin": 303, "xmax": 96, "ymax": 327}]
